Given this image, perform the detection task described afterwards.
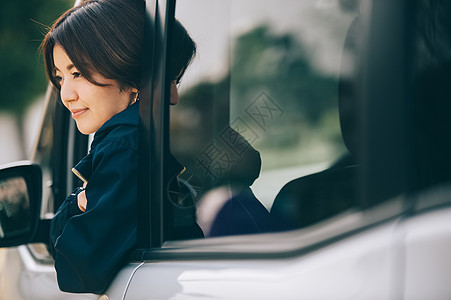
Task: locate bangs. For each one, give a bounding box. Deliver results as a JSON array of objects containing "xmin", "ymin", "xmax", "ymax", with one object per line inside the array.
[
  {"xmin": 41, "ymin": 0, "xmax": 144, "ymax": 91},
  {"xmin": 44, "ymin": 15, "xmax": 110, "ymax": 89}
]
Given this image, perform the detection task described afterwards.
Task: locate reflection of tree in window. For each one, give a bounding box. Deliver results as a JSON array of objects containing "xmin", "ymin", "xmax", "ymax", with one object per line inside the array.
[{"xmin": 171, "ymin": 24, "xmax": 345, "ymax": 172}]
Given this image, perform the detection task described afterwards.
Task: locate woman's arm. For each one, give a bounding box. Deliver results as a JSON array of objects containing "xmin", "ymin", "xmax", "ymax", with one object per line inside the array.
[
  {"xmin": 49, "ymin": 187, "xmax": 85, "ymax": 252},
  {"xmin": 51, "ymin": 141, "xmax": 138, "ymax": 294}
]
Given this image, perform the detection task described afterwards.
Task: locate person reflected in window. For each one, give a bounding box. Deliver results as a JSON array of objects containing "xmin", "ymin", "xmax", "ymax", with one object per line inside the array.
[{"xmin": 167, "ymin": 20, "xmax": 272, "ymax": 238}]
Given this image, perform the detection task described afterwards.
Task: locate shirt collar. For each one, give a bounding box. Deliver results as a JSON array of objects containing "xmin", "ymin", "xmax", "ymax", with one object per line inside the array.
[{"xmin": 96, "ymin": 102, "xmax": 139, "ymax": 134}]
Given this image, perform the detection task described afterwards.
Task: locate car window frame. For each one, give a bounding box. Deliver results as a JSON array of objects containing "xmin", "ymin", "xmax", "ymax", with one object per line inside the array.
[
  {"xmin": 138, "ymin": 0, "xmax": 175, "ymax": 249},
  {"xmin": 135, "ymin": 0, "xmax": 418, "ymax": 261}
]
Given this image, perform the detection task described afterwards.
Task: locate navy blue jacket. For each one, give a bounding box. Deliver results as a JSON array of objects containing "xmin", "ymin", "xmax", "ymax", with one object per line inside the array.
[{"xmin": 49, "ymin": 103, "xmax": 180, "ymax": 294}]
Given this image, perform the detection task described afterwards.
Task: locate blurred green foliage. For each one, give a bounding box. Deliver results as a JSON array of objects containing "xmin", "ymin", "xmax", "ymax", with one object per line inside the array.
[
  {"xmin": 232, "ymin": 25, "xmax": 337, "ymax": 125},
  {"xmin": 0, "ymin": 0, "xmax": 72, "ymax": 116},
  {"xmin": 172, "ymin": 24, "xmax": 345, "ymax": 169}
]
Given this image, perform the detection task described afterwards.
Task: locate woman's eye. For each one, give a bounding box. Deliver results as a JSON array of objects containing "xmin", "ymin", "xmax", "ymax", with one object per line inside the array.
[{"xmin": 72, "ymin": 72, "xmax": 82, "ymax": 79}]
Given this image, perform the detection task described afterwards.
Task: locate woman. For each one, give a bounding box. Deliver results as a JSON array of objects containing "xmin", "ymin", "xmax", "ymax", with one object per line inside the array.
[{"xmin": 43, "ymin": 0, "xmax": 198, "ymax": 294}]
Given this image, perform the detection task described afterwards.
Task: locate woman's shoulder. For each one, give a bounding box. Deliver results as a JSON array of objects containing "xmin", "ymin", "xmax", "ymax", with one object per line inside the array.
[
  {"xmin": 95, "ymin": 124, "xmax": 138, "ymax": 153},
  {"xmin": 88, "ymin": 125, "xmax": 138, "ymax": 177},
  {"xmin": 92, "ymin": 104, "xmax": 139, "ymax": 152}
]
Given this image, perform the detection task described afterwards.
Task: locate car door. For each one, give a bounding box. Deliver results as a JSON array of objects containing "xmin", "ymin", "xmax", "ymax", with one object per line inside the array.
[{"xmin": 114, "ymin": 0, "xmax": 420, "ymax": 299}]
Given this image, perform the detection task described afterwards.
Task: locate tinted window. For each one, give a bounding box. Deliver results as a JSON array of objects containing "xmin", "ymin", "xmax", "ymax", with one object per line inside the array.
[
  {"xmin": 410, "ymin": 0, "xmax": 451, "ymax": 194},
  {"xmin": 168, "ymin": 0, "xmax": 361, "ymax": 239}
]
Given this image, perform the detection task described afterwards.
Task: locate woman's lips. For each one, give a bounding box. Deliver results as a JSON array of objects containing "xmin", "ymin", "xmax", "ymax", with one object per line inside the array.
[{"xmin": 70, "ymin": 108, "xmax": 88, "ymax": 118}]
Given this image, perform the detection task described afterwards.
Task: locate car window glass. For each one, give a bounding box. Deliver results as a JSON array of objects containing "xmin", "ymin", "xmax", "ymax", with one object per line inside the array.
[
  {"xmin": 409, "ymin": 0, "xmax": 451, "ymax": 196},
  {"xmin": 169, "ymin": 0, "xmax": 364, "ymax": 239},
  {"xmin": 32, "ymin": 92, "xmax": 57, "ymax": 219}
]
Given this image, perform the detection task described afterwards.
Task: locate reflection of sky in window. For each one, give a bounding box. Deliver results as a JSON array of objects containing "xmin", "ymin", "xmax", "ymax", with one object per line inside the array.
[{"xmin": 175, "ymin": 0, "xmax": 357, "ymax": 91}]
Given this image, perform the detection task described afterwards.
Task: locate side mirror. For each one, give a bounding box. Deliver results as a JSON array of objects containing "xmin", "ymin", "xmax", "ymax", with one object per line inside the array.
[{"xmin": 0, "ymin": 161, "xmax": 42, "ymax": 247}]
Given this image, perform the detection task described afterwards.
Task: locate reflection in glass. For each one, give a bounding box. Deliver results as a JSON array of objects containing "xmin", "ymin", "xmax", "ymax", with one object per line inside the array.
[
  {"xmin": 171, "ymin": 0, "xmax": 360, "ymax": 238},
  {"xmin": 0, "ymin": 176, "xmax": 30, "ymax": 238}
]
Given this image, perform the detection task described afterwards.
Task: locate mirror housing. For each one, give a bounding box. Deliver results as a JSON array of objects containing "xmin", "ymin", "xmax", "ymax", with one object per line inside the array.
[{"xmin": 0, "ymin": 161, "xmax": 42, "ymax": 247}]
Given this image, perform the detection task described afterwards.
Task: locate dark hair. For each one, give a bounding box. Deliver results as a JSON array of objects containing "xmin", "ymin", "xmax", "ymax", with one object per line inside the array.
[
  {"xmin": 168, "ymin": 20, "xmax": 196, "ymax": 83},
  {"xmin": 42, "ymin": 0, "xmax": 144, "ymax": 91}
]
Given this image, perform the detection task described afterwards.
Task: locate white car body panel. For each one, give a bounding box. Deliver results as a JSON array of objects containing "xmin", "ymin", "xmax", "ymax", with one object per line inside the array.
[
  {"xmin": 0, "ymin": 246, "xmax": 97, "ymax": 300},
  {"xmin": 404, "ymin": 207, "xmax": 451, "ymax": 300},
  {"xmin": 0, "ymin": 246, "xmax": 136, "ymax": 300},
  {"xmin": 124, "ymin": 221, "xmax": 399, "ymax": 300}
]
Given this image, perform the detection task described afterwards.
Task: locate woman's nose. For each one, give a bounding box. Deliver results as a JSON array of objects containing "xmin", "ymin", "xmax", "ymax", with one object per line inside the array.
[{"xmin": 60, "ymin": 81, "xmax": 78, "ymax": 104}]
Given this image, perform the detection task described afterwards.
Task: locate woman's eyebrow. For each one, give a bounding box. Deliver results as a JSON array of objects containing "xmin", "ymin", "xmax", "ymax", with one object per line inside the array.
[{"xmin": 53, "ymin": 64, "xmax": 76, "ymax": 72}]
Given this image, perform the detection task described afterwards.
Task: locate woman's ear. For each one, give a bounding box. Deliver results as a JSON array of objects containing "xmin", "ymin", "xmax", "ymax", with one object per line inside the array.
[{"xmin": 129, "ymin": 88, "xmax": 139, "ymax": 104}]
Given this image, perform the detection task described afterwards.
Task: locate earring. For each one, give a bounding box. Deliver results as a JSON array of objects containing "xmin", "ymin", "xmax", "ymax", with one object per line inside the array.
[{"xmin": 133, "ymin": 91, "xmax": 140, "ymax": 103}]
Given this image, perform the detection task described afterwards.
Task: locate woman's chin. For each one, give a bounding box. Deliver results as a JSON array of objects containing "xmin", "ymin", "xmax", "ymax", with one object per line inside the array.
[{"xmin": 76, "ymin": 123, "xmax": 96, "ymax": 135}]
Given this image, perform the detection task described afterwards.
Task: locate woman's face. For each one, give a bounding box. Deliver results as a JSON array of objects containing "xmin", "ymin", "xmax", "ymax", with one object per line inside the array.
[{"xmin": 53, "ymin": 44, "xmax": 137, "ymax": 135}]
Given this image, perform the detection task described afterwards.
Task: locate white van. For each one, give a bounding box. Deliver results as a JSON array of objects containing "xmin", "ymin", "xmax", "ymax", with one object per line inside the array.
[{"xmin": 1, "ymin": 0, "xmax": 451, "ymax": 299}]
